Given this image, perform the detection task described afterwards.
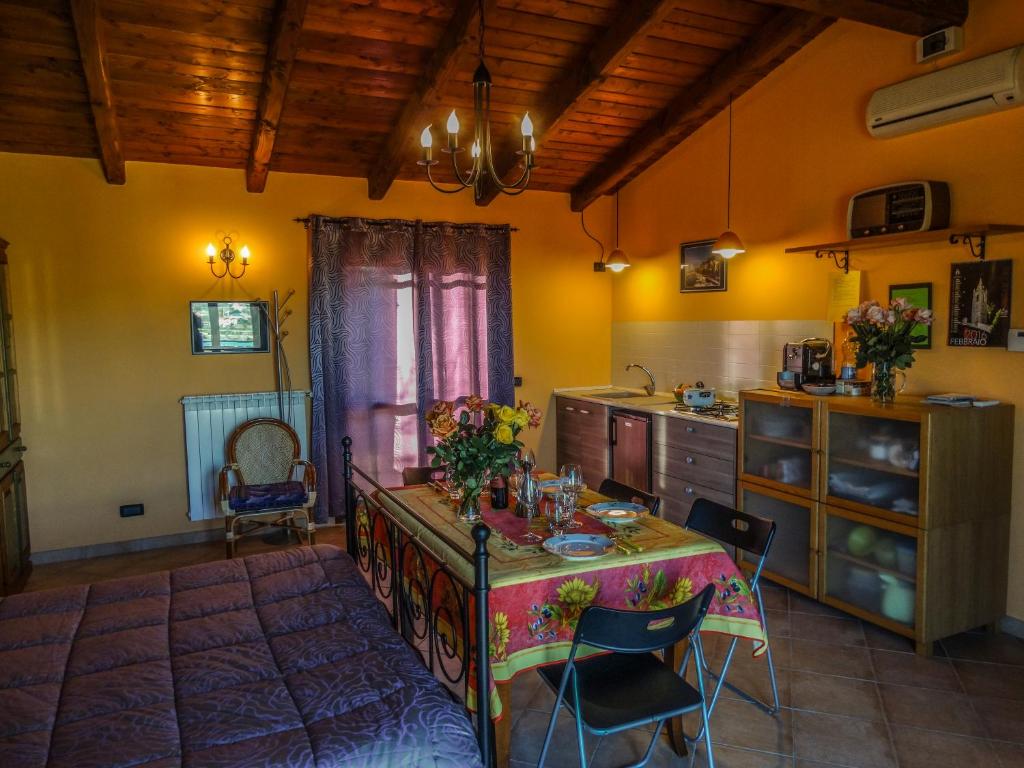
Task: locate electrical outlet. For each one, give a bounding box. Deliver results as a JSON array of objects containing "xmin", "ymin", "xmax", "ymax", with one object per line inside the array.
[
  {"xmin": 1008, "ymin": 328, "xmax": 1024, "ymax": 352},
  {"xmin": 513, "ymin": 375, "xmax": 523, "ymax": 387},
  {"xmin": 916, "ymin": 26, "xmax": 963, "ymax": 63},
  {"xmin": 120, "ymin": 503, "xmax": 144, "ymax": 518}
]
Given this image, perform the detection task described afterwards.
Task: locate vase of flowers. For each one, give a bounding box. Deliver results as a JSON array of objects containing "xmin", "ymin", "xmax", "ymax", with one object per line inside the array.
[
  {"xmin": 845, "ymin": 299, "xmax": 933, "ymax": 403},
  {"xmin": 425, "ymin": 395, "xmax": 541, "ymax": 521}
]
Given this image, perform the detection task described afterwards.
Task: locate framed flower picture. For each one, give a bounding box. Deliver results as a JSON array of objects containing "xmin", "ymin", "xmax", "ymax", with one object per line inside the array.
[
  {"xmin": 680, "ymin": 239, "xmax": 727, "ymax": 293},
  {"xmin": 888, "ymin": 283, "xmax": 932, "ymax": 349}
]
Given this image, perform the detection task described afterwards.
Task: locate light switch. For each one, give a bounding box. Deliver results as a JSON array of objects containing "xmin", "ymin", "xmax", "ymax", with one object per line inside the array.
[{"xmin": 1008, "ymin": 329, "xmax": 1024, "ymax": 352}]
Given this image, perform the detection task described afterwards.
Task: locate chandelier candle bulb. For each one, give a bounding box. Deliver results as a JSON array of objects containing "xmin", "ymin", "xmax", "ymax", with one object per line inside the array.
[
  {"xmin": 420, "ymin": 125, "xmax": 433, "ymax": 162},
  {"xmin": 446, "ymin": 110, "xmax": 459, "ymax": 151}
]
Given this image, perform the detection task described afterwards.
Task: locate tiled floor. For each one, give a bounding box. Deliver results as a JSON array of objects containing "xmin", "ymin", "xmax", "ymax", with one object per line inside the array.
[{"xmin": 24, "ymin": 540, "xmax": 1024, "ymax": 768}]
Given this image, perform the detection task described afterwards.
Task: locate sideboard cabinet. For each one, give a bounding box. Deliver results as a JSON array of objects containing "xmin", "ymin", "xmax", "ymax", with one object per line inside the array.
[
  {"xmin": 0, "ymin": 238, "xmax": 29, "ymax": 595},
  {"xmin": 738, "ymin": 388, "xmax": 1013, "ymax": 654}
]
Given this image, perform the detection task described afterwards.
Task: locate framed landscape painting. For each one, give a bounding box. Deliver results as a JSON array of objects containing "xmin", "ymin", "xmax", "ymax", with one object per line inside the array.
[
  {"xmin": 680, "ymin": 239, "xmax": 727, "ymax": 293},
  {"xmin": 888, "ymin": 283, "xmax": 932, "ymax": 349}
]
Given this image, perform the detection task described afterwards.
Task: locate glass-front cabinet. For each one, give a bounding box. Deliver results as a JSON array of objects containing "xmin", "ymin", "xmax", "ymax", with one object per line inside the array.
[
  {"xmin": 821, "ymin": 506, "xmax": 918, "ymax": 630},
  {"xmin": 739, "ymin": 392, "xmax": 818, "ymax": 498},
  {"xmin": 738, "ymin": 482, "xmax": 817, "ymax": 596},
  {"xmin": 824, "ymin": 410, "xmax": 922, "ymax": 522}
]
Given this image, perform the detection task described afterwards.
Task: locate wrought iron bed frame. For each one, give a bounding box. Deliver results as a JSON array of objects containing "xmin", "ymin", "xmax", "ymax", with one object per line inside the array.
[{"xmin": 341, "ymin": 437, "xmax": 493, "ymax": 767}]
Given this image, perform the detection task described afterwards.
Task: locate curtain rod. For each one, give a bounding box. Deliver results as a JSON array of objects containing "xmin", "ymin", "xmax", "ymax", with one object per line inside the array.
[{"xmin": 292, "ymin": 216, "xmax": 518, "ymax": 232}]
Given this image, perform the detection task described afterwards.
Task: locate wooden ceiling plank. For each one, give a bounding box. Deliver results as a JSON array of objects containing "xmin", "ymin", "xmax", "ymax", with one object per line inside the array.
[
  {"xmin": 570, "ymin": 8, "xmax": 832, "ymax": 211},
  {"xmin": 366, "ymin": 0, "xmax": 500, "ymax": 201},
  {"xmin": 246, "ymin": 0, "xmax": 309, "ymax": 193},
  {"xmin": 760, "ymin": 0, "xmax": 966, "ymax": 36},
  {"xmin": 69, "ymin": 0, "xmax": 125, "ymax": 184},
  {"xmin": 476, "ymin": 0, "xmax": 677, "ymax": 205}
]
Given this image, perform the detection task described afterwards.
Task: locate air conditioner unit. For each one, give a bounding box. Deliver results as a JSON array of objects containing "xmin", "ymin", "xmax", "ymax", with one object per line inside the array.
[{"xmin": 868, "ymin": 45, "xmax": 1024, "ymax": 137}]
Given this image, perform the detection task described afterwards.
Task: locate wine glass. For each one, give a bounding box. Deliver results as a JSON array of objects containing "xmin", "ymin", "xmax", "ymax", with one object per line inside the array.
[
  {"xmin": 559, "ymin": 463, "xmax": 584, "ymax": 528},
  {"xmin": 519, "ymin": 472, "xmax": 543, "ymax": 543}
]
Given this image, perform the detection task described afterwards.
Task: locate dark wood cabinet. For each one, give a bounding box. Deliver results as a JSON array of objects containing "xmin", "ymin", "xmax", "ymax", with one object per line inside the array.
[
  {"xmin": 0, "ymin": 238, "xmax": 29, "ymax": 595},
  {"xmin": 652, "ymin": 415, "xmax": 737, "ymax": 526},
  {"xmin": 611, "ymin": 412, "xmax": 650, "ymax": 492},
  {"xmin": 555, "ymin": 396, "xmax": 610, "ymax": 490}
]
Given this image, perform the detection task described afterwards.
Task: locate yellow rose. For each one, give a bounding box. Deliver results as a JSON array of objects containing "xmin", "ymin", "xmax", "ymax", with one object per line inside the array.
[
  {"xmin": 494, "ymin": 423, "xmax": 514, "ymax": 444},
  {"xmin": 498, "ymin": 405, "xmax": 516, "ymax": 423},
  {"xmin": 512, "ymin": 408, "xmax": 529, "ymax": 428}
]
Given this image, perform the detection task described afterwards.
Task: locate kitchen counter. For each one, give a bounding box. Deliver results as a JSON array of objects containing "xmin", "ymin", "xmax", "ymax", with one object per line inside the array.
[{"xmin": 553, "ymin": 385, "xmax": 739, "ymax": 429}]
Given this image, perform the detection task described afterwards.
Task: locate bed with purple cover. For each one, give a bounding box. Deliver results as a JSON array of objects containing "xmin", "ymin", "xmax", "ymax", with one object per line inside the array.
[{"xmin": 0, "ymin": 544, "xmax": 483, "ymax": 768}]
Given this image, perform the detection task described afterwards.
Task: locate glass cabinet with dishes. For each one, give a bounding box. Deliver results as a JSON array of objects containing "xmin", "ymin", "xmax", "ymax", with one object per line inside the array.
[{"xmin": 739, "ymin": 389, "xmax": 1014, "ymax": 654}]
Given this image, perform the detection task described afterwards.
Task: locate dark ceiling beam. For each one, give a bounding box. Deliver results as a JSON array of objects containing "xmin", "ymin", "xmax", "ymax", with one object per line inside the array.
[
  {"xmin": 247, "ymin": 0, "xmax": 309, "ymax": 193},
  {"xmin": 366, "ymin": 0, "xmax": 500, "ymax": 201},
  {"xmin": 764, "ymin": 0, "xmax": 966, "ymax": 36},
  {"xmin": 475, "ymin": 0, "xmax": 678, "ymax": 206},
  {"xmin": 69, "ymin": 0, "xmax": 125, "ymax": 184},
  {"xmin": 570, "ymin": 8, "xmax": 833, "ymax": 212}
]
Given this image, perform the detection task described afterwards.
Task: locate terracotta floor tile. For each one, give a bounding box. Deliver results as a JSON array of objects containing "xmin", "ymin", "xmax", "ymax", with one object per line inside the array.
[
  {"xmin": 889, "ymin": 725, "xmax": 1004, "ymax": 768},
  {"xmin": 788, "ymin": 614, "xmax": 864, "ymax": 647},
  {"xmin": 759, "ymin": 585, "xmax": 789, "ymax": 612},
  {"xmin": 765, "ymin": 609, "xmax": 792, "ymax": 638},
  {"xmin": 941, "ymin": 631, "xmax": 1024, "ymax": 667},
  {"xmin": 870, "ymin": 649, "xmax": 962, "ymax": 691},
  {"xmin": 788, "ymin": 593, "xmax": 847, "ymax": 619},
  {"xmin": 786, "ymin": 639, "xmax": 874, "ymax": 680},
  {"xmin": 691, "ymin": 743, "xmax": 794, "ymax": 767},
  {"xmin": 705, "ymin": 697, "xmax": 792, "ymax": 755},
  {"xmin": 509, "ymin": 708, "xmax": 599, "ymax": 768},
  {"xmin": 954, "ymin": 660, "xmax": 1024, "ymax": 701},
  {"xmin": 791, "ymin": 711, "xmax": 896, "ymax": 768},
  {"xmin": 970, "ymin": 696, "xmax": 1024, "ymax": 744},
  {"xmin": 789, "ymin": 671, "xmax": 883, "ymax": 720},
  {"xmin": 590, "ymin": 729, "xmax": 685, "ymax": 768},
  {"xmin": 990, "ymin": 739, "xmax": 1024, "ymax": 767},
  {"xmin": 861, "ymin": 622, "xmax": 916, "ymax": 653},
  {"xmin": 878, "ymin": 683, "xmax": 986, "ymax": 737}
]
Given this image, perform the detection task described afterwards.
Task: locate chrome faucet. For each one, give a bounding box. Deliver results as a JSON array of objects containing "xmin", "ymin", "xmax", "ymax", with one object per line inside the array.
[{"xmin": 625, "ymin": 363, "xmax": 656, "ymax": 396}]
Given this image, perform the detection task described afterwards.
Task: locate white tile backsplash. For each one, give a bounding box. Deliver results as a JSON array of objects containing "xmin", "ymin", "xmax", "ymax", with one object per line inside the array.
[{"xmin": 611, "ymin": 320, "xmax": 835, "ymax": 398}]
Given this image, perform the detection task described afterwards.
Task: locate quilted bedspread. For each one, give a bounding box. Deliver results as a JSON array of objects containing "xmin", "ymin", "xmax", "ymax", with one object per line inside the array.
[{"xmin": 0, "ymin": 545, "xmax": 482, "ymax": 768}]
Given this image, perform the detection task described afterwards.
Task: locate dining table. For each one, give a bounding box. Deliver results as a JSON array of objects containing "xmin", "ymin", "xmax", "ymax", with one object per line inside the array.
[{"xmin": 375, "ymin": 474, "xmax": 768, "ymax": 768}]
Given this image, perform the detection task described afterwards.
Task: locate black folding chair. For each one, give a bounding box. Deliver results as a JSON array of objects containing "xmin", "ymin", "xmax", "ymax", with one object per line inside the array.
[
  {"xmin": 684, "ymin": 498, "xmax": 779, "ymax": 720},
  {"xmin": 597, "ymin": 478, "xmax": 662, "ymax": 517},
  {"xmin": 536, "ymin": 584, "xmax": 717, "ymax": 768}
]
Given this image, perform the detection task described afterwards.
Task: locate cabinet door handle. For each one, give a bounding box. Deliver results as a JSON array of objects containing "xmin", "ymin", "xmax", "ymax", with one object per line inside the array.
[
  {"xmin": 565, "ymin": 406, "xmax": 575, "ymax": 412},
  {"xmin": 685, "ymin": 456, "xmax": 695, "ymax": 465},
  {"xmin": 579, "ymin": 409, "xmax": 591, "ymax": 415},
  {"xmin": 684, "ymin": 486, "xmax": 695, "ymax": 495},
  {"xmin": 686, "ymin": 426, "xmax": 695, "ymax": 433},
  {"xmin": 0, "ymin": 462, "xmax": 10, "ymax": 469}
]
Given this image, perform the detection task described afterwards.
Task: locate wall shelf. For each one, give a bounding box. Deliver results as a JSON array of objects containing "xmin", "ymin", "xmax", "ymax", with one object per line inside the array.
[{"xmin": 786, "ymin": 224, "xmax": 1024, "ymax": 272}]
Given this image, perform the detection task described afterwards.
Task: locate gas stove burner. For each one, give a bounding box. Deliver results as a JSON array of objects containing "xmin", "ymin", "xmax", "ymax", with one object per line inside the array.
[{"xmin": 673, "ymin": 401, "xmax": 740, "ymax": 421}]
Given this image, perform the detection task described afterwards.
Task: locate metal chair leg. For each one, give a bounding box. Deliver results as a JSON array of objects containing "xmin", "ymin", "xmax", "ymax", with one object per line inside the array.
[
  {"xmin": 692, "ymin": 635, "xmax": 715, "ymax": 768},
  {"xmin": 572, "ymin": 676, "xmax": 588, "ymax": 768},
  {"xmin": 757, "ymin": 584, "xmax": 781, "ymax": 714},
  {"xmin": 225, "ymin": 514, "xmax": 236, "ymax": 559},
  {"xmin": 537, "ymin": 666, "xmax": 574, "ymax": 768}
]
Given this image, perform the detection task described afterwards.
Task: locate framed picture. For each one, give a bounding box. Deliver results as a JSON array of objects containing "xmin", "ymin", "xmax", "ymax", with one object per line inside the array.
[
  {"xmin": 190, "ymin": 300, "xmax": 270, "ymax": 355},
  {"xmin": 888, "ymin": 283, "xmax": 932, "ymax": 349},
  {"xmin": 947, "ymin": 259, "xmax": 1013, "ymax": 348},
  {"xmin": 680, "ymin": 239, "xmax": 727, "ymax": 293}
]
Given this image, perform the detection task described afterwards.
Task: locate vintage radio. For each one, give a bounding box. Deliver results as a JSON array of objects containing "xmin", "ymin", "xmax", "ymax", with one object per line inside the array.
[
  {"xmin": 778, "ymin": 338, "xmax": 834, "ymax": 390},
  {"xmin": 847, "ymin": 181, "xmax": 950, "ymax": 239}
]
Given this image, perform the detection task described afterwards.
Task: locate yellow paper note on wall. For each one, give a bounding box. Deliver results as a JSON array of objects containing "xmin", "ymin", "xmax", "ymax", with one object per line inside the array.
[{"xmin": 827, "ymin": 270, "xmax": 862, "ymax": 321}]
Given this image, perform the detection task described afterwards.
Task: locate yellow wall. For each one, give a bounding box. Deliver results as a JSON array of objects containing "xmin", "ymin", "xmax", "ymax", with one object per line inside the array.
[
  {"xmin": 614, "ymin": 0, "xmax": 1024, "ymax": 619},
  {"xmin": 0, "ymin": 155, "xmax": 613, "ymax": 553}
]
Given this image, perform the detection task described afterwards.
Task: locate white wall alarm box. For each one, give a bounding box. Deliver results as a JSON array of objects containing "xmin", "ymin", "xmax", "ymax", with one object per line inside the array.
[
  {"xmin": 917, "ymin": 27, "xmax": 964, "ymax": 63},
  {"xmin": 1008, "ymin": 328, "xmax": 1024, "ymax": 352}
]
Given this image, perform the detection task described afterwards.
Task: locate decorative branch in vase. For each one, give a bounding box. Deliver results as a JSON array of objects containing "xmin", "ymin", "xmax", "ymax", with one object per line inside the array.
[
  {"xmin": 845, "ymin": 299, "xmax": 933, "ymax": 403},
  {"xmin": 425, "ymin": 396, "xmax": 541, "ymax": 521}
]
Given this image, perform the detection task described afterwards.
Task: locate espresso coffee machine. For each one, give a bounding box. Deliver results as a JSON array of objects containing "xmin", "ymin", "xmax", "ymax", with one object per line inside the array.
[{"xmin": 777, "ymin": 338, "xmax": 834, "ymax": 390}]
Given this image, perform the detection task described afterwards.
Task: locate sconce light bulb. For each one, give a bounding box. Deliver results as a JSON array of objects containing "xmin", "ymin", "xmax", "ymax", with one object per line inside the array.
[
  {"xmin": 420, "ymin": 125, "xmax": 433, "ymax": 148},
  {"xmin": 521, "ymin": 112, "xmax": 534, "ymax": 137},
  {"xmin": 446, "ymin": 110, "xmax": 460, "ymax": 134},
  {"xmin": 206, "ymin": 243, "xmax": 217, "ymax": 259},
  {"xmin": 240, "ymin": 245, "xmax": 251, "ymax": 263}
]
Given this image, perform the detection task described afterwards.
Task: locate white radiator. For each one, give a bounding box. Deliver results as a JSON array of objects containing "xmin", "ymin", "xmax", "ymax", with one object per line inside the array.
[{"xmin": 181, "ymin": 391, "xmax": 311, "ymax": 521}]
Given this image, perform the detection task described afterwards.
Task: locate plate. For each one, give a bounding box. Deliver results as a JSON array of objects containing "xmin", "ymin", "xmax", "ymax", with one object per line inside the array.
[
  {"xmin": 802, "ymin": 384, "xmax": 836, "ymax": 396},
  {"xmin": 586, "ymin": 501, "xmax": 649, "ymax": 522},
  {"xmin": 539, "ymin": 479, "xmax": 587, "ymax": 495},
  {"xmin": 543, "ymin": 534, "xmax": 615, "ymax": 559}
]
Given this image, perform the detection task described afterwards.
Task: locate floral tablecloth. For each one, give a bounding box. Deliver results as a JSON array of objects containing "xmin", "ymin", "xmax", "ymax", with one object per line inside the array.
[{"xmin": 374, "ymin": 480, "xmax": 767, "ymax": 718}]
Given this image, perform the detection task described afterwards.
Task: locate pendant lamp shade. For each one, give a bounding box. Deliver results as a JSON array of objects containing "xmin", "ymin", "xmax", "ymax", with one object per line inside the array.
[{"xmin": 606, "ymin": 247, "xmax": 630, "ymax": 272}]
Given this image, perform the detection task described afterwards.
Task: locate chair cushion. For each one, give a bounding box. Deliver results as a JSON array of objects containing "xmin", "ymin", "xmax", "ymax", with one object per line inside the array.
[
  {"xmin": 228, "ymin": 481, "xmax": 308, "ymax": 513},
  {"xmin": 538, "ymin": 651, "xmax": 702, "ymax": 733}
]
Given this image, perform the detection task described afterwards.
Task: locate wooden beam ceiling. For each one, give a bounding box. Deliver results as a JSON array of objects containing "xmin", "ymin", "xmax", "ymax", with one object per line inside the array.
[
  {"xmin": 475, "ymin": 0, "xmax": 678, "ymax": 207},
  {"xmin": 69, "ymin": 0, "xmax": 125, "ymax": 185},
  {"xmin": 247, "ymin": 0, "xmax": 309, "ymax": 194},
  {"xmin": 570, "ymin": 8, "xmax": 833, "ymax": 212},
  {"xmin": 366, "ymin": 0, "xmax": 501, "ymax": 201},
  {"xmin": 762, "ymin": 0, "xmax": 967, "ymax": 37}
]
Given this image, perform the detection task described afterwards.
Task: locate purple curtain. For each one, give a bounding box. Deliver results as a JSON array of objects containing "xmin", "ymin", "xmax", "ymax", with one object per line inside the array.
[{"xmin": 308, "ymin": 216, "xmax": 513, "ymax": 522}]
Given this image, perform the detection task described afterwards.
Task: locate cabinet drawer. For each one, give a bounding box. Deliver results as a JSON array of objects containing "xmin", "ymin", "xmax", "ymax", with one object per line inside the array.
[
  {"xmin": 654, "ymin": 471, "xmax": 734, "ymax": 526},
  {"xmin": 653, "ymin": 416, "xmax": 736, "ymax": 461},
  {"xmin": 653, "ymin": 443, "xmax": 735, "ymax": 493}
]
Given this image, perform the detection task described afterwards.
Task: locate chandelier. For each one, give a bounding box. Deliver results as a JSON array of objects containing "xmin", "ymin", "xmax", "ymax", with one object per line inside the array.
[{"xmin": 418, "ymin": 0, "xmax": 534, "ymax": 198}]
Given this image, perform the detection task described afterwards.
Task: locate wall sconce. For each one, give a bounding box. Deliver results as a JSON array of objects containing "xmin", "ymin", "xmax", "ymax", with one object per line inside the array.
[{"xmin": 206, "ymin": 235, "xmax": 250, "ymax": 279}]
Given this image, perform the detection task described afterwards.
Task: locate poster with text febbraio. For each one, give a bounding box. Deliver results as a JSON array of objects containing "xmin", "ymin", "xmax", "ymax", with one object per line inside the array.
[{"xmin": 948, "ymin": 259, "xmax": 1013, "ymax": 347}]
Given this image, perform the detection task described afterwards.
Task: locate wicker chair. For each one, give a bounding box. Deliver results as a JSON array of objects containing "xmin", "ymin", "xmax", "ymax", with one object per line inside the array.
[{"xmin": 217, "ymin": 418, "xmax": 317, "ymax": 558}]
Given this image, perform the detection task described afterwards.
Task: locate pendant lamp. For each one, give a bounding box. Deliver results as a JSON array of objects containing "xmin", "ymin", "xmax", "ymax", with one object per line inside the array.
[
  {"xmin": 593, "ymin": 193, "xmax": 631, "ymax": 273},
  {"xmin": 712, "ymin": 96, "xmax": 745, "ymax": 259}
]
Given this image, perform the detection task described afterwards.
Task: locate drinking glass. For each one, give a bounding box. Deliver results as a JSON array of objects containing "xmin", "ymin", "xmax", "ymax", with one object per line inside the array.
[
  {"xmin": 548, "ymin": 491, "xmax": 574, "ymax": 536},
  {"xmin": 519, "ymin": 447, "xmax": 537, "ymax": 473},
  {"xmin": 559, "ymin": 463, "xmax": 584, "ymax": 528},
  {"xmin": 519, "ymin": 472, "xmax": 543, "ymax": 543}
]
